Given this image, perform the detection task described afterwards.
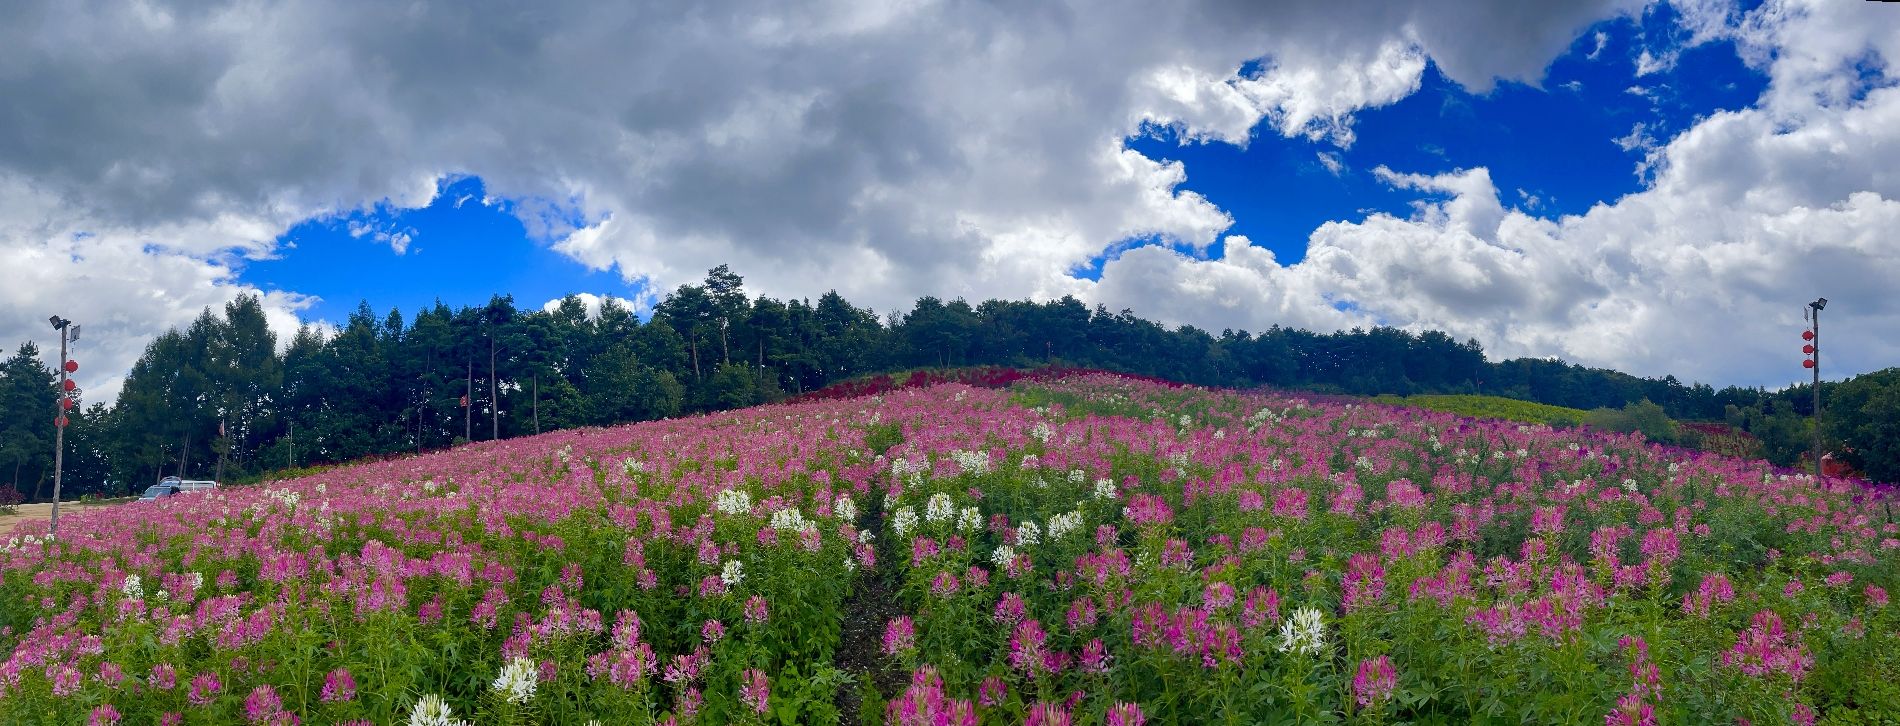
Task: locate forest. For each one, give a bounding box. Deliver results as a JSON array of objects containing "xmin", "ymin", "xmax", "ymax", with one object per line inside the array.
[{"xmin": 2, "ymin": 264, "xmax": 1895, "ymax": 502}]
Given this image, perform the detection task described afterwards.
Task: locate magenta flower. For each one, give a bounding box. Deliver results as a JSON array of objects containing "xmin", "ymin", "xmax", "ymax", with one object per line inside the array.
[
  {"xmin": 701, "ymin": 619, "xmax": 726, "ymax": 644},
  {"xmin": 1201, "ymin": 582, "xmax": 1236, "ymax": 611},
  {"xmin": 883, "ymin": 616, "xmax": 917, "ymax": 656},
  {"xmin": 739, "ymin": 668, "xmax": 769, "ymax": 715},
  {"xmin": 744, "ymin": 595, "xmax": 769, "ymax": 624},
  {"xmin": 1722, "ymin": 610, "xmax": 1813, "ymax": 681},
  {"xmin": 1351, "ymin": 655, "xmax": 1397, "ymax": 708},
  {"xmin": 87, "ymin": 705, "xmax": 121, "ymax": 726},
  {"xmin": 186, "ymin": 671, "xmax": 222, "ymax": 706},
  {"xmin": 1867, "ymin": 585, "xmax": 1889, "ymax": 608},
  {"xmin": 244, "ymin": 685, "xmax": 284, "ymax": 724},
  {"xmin": 49, "ymin": 664, "xmax": 82, "ymax": 697},
  {"xmin": 887, "ymin": 667, "xmax": 976, "ymax": 726},
  {"xmin": 321, "ymin": 667, "xmax": 357, "ymax": 703},
  {"xmin": 1025, "ymin": 701, "xmax": 1073, "ymax": 726},
  {"xmin": 149, "ymin": 663, "xmax": 178, "ymax": 690},
  {"xmin": 978, "ymin": 675, "xmax": 1007, "ymax": 706},
  {"xmin": 1106, "ymin": 702, "xmax": 1146, "ymax": 726}
]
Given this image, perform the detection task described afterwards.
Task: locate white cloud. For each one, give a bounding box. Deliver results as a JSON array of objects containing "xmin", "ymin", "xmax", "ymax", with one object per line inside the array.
[
  {"xmin": 1088, "ymin": 0, "xmax": 1900, "ymax": 387},
  {"xmin": 8, "ymin": 0, "xmax": 1890, "ymax": 399}
]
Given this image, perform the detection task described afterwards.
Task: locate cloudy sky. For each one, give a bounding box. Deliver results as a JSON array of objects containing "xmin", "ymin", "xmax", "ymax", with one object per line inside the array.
[{"xmin": 4, "ymin": 0, "xmax": 1898, "ymax": 401}]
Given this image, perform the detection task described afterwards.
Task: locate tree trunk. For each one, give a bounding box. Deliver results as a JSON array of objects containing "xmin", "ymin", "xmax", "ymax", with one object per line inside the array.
[
  {"xmin": 533, "ymin": 375, "xmax": 540, "ymax": 435},
  {"xmin": 486, "ymin": 338, "xmax": 494, "ymax": 439},
  {"xmin": 690, "ymin": 338, "xmax": 701, "ymax": 380}
]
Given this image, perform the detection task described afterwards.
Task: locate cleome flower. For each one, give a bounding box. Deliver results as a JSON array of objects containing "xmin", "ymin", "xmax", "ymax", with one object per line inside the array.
[
  {"xmin": 491, "ymin": 656, "xmax": 538, "ymax": 705},
  {"xmin": 1277, "ymin": 607, "xmax": 1327, "ymax": 656}
]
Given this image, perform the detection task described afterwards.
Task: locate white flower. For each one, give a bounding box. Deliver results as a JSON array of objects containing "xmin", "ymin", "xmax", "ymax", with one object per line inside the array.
[
  {"xmin": 957, "ymin": 506, "xmax": 982, "ymax": 533},
  {"xmin": 843, "ymin": 556, "xmax": 857, "ymax": 573},
  {"xmin": 120, "ymin": 575, "xmax": 144, "ymax": 600},
  {"xmin": 925, "ymin": 493, "xmax": 954, "ymax": 523},
  {"xmin": 187, "ymin": 572, "xmax": 204, "ymax": 592},
  {"xmin": 990, "ymin": 545, "xmax": 1017, "ymax": 568},
  {"xmin": 623, "ymin": 458, "xmax": 648, "ymax": 475},
  {"xmin": 770, "ymin": 507, "xmax": 811, "ymax": 532},
  {"xmin": 950, "ymin": 449, "xmax": 991, "ymax": 475},
  {"xmin": 1622, "ymin": 479, "xmax": 1639, "ymax": 493},
  {"xmin": 891, "ymin": 507, "xmax": 919, "ymax": 538},
  {"xmin": 1277, "ymin": 607, "xmax": 1327, "ymax": 656},
  {"xmin": 155, "ymin": 589, "xmax": 170, "ymax": 601},
  {"xmin": 1093, "ymin": 479, "xmax": 1118, "ymax": 500},
  {"xmin": 833, "ymin": 494, "xmax": 858, "ymax": 523},
  {"xmin": 1030, "ymin": 422, "xmax": 1054, "ymax": 444},
  {"xmin": 1015, "ymin": 521, "xmax": 1042, "ymax": 548},
  {"xmin": 408, "ymin": 693, "xmax": 471, "ymax": 726},
  {"xmin": 1067, "ymin": 469, "xmax": 1085, "ymax": 484},
  {"xmin": 715, "ymin": 489, "xmax": 754, "ymax": 516},
  {"xmin": 1178, "ymin": 414, "xmax": 1192, "ymax": 427},
  {"xmin": 491, "ymin": 656, "xmax": 538, "ymax": 704},
  {"xmin": 721, "ymin": 559, "xmax": 746, "ymax": 586},
  {"xmin": 1046, "ymin": 511, "xmax": 1083, "ymax": 541}
]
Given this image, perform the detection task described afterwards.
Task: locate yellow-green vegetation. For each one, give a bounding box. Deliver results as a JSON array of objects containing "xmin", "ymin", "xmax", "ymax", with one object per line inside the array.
[{"xmin": 1373, "ymin": 393, "xmax": 1589, "ymax": 427}]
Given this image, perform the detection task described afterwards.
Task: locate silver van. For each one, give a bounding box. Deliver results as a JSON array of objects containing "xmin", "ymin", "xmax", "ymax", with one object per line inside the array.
[{"xmin": 138, "ymin": 476, "xmax": 219, "ymax": 501}]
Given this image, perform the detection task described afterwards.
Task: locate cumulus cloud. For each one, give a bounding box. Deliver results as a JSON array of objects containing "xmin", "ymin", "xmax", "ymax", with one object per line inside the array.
[
  {"xmin": 7, "ymin": 0, "xmax": 1890, "ymax": 397},
  {"xmin": 1, "ymin": 0, "xmax": 1634, "ymax": 398},
  {"xmin": 1090, "ymin": 0, "xmax": 1900, "ymax": 386}
]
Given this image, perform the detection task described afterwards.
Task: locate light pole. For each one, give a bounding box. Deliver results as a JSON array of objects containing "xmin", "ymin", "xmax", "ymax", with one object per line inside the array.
[
  {"xmin": 1803, "ymin": 298, "xmax": 1827, "ymax": 477},
  {"xmin": 47, "ymin": 315, "xmax": 79, "ymax": 538}
]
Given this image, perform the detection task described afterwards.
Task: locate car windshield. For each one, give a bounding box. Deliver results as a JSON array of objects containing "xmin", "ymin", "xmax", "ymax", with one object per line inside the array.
[{"xmin": 142, "ymin": 485, "xmax": 170, "ymax": 498}]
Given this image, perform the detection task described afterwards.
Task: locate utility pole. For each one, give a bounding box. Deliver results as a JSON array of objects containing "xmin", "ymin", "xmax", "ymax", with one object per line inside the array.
[
  {"xmin": 287, "ymin": 421, "xmax": 294, "ymax": 469},
  {"xmin": 489, "ymin": 335, "xmax": 499, "ymax": 441},
  {"xmin": 1804, "ymin": 298, "xmax": 1828, "ymax": 477},
  {"xmin": 46, "ymin": 316, "xmax": 77, "ymax": 539}
]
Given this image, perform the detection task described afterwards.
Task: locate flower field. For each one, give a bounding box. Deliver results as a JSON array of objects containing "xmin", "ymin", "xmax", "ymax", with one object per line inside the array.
[{"xmin": 3, "ymin": 374, "xmax": 1898, "ymax": 724}]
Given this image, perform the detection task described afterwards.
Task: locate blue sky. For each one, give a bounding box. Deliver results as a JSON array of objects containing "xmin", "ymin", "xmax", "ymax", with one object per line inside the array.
[
  {"xmin": 12, "ymin": 0, "xmax": 1898, "ymax": 397},
  {"xmin": 243, "ymin": 4, "xmax": 1769, "ymax": 322}
]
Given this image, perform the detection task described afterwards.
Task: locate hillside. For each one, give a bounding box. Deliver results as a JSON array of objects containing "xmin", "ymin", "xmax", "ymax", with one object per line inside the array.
[{"xmin": 2, "ymin": 372, "xmax": 1895, "ymax": 724}]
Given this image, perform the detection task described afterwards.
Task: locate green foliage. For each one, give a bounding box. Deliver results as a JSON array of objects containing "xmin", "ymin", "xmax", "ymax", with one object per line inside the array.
[
  {"xmin": 1583, "ymin": 399, "xmax": 1680, "ymax": 443},
  {"xmin": 1823, "ymin": 369, "xmax": 1900, "ymax": 482},
  {"xmin": 1374, "ymin": 394, "xmax": 1588, "ymax": 427}
]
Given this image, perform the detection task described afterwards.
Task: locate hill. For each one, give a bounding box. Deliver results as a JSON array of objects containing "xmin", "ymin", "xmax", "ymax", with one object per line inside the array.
[{"xmin": 1, "ymin": 373, "xmax": 1894, "ymax": 724}]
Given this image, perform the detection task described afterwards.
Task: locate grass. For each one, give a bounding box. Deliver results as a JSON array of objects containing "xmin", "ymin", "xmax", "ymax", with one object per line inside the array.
[{"xmin": 1372, "ymin": 393, "xmax": 1590, "ymax": 427}]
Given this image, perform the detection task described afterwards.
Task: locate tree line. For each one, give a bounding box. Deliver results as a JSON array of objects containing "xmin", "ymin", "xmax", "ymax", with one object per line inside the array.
[{"xmin": 2, "ymin": 264, "xmax": 1895, "ymax": 500}]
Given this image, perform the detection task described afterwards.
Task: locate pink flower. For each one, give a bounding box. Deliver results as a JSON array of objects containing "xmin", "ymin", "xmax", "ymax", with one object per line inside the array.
[
  {"xmin": 739, "ymin": 668, "xmax": 770, "ymax": 714},
  {"xmin": 978, "ymin": 676, "xmax": 1007, "ymax": 706},
  {"xmin": 244, "ymin": 685, "xmax": 284, "ymax": 724},
  {"xmin": 321, "ymin": 667, "xmax": 357, "ymax": 702},
  {"xmin": 1009, "ymin": 619, "xmax": 1055, "ymax": 677},
  {"xmin": 1080, "ymin": 638, "xmax": 1111, "ymax": 674},
  {"xmin": 702, "ymin": 619, "xmax": 727, "ymax": 644},
  {"xmin": 1721, "ymin": 610, "xmax": 1813, "ymax": 681},
  {"xmin": 49, "ymin": 664, "xmax": 81, "ymax": 697},
  {"xmin": 1342, "ymin": 553, "xmax": 1385, "ymax": 612},
  {"xmin": 1351, "ymin": 655, "xmax": 1397, "ymax": 708},
  {"xmin": 744, "ymin": 595, "xmax": 769, "ymax": 624},
  {"xmin": 883, "ymin": 616, "xmax": 917, "ymax": 656},
  {"xmin": 931, "ymin": 571, "xmax": 961, "ymax": 597},
  {"xmin": 1202, "ymin": 582, "xmax": 1236, "ymax": 611},
  {"xmin": 1272, "ymin": 488, "xmax": 1309, "ymax": 520},
  {"xmin": 1106, "ymin": 702, "xmax": 1146, "ymax": 726},
  {"xmin": 1867, "ymin": 585, "xmax": 1889, "ymax": 608},
  {"xmin": 149, "ymin": 663, "xmax": 178, "ymax": 690},
  {"xmin": 87, "ymin": 705, "xmax": 121, "ymax": 726},
  {"xmin": 187, "ymin": 671, "xmax": 222, "ymax": 706},
  {"xmin": 993, "ymin": 592, "xmax": 1029, "ymax": 626},
  {"xmin": 1025, "ymin": 701, "xmax": 1073, "ymax": 726},
  {"xmin": 886, "ymin": 667, "xmax": 976, "ymax": 726}
]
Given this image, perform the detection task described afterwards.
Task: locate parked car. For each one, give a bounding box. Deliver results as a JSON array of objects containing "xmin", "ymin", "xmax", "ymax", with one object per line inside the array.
[{"xmin": 137, "ymin": 476, "xmax": 219, "ymax": 502}]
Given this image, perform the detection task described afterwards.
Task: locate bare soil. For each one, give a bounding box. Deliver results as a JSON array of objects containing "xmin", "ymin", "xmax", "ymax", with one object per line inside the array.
[{"xmin": 0, "ymin": 500, "xmax": 130, "ymax": 536}]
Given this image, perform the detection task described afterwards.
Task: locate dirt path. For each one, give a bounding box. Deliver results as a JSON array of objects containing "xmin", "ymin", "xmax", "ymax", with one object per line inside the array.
[{"xmin": 0, "ymin": 500, "xmax": 127, "ymax": 536}]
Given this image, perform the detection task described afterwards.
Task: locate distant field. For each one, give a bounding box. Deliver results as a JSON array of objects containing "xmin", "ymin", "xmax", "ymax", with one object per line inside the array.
[{"xmin": 1372, "ymin": 393, "xmax": 1589, "ymax": 427}]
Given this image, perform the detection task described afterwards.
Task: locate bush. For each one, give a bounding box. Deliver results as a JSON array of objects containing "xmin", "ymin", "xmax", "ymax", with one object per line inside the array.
[{"xmin": 1583, "ymin": 398, "xmax": 1679, "ymax": 443}]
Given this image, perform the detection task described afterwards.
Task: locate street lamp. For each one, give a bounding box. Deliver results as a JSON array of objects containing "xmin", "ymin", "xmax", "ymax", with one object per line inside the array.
[
  {"xmin": 1805, "ymin": 298, "xmax": 1828, "ymax": 478},
  {"xmin": 47, "ymin": 315, "xmax": 79, "ymax": 538}
]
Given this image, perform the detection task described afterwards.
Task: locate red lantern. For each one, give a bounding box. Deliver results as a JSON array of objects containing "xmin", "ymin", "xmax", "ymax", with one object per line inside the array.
[
  {"xmin": 59, "ymin": 398, "xmax": 73, "ymax": 410},
  {"xmin": 62, "ymin": 379, "xmax": 76, "ymax": 391},
  {"xmin": 460, "ymin": 395, "xmax": 469, "ymax": 408},
  {"xmin": 63, "ymin": 360, "xmax": 77, "ymax": 373},
  {"xmin": 1803, "ymin": 344, "xmax": 1815, "ymax": 355},
  {"xmin": 1802, "ymin": 330, "xmax": 1815, "ymax": 341},
  {"xmin": 1803, "ymin": 359, "xmax": 1817, "ymax": 369},
  {"xmin": 55, "ymin": 416, "xmax": 68, "ymax": 428}
]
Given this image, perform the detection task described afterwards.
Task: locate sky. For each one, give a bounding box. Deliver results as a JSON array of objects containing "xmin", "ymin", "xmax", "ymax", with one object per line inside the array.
[{"xmin": 3, "ymin": 0, "xmax": 1898, "ymax": 402}]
